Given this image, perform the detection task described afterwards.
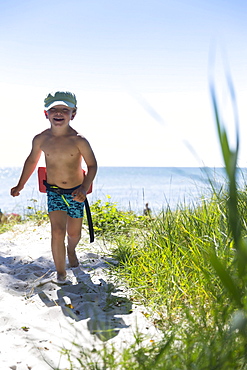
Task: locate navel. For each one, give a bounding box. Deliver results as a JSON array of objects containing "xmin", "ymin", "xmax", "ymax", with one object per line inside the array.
[{"xmin": 62, "ymin": 181, "xmax": 67, "ymax": 184}]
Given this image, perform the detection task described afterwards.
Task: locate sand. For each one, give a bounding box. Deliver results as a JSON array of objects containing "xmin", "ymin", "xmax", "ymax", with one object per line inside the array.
[{"xmin": 0, "ymin": 221, "xmax": 160, "ymax": 370}]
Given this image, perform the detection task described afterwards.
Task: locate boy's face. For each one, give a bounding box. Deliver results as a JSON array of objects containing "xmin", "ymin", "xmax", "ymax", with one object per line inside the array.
[{"xmin": 45, "ymin": 105, "xmax": 76, "ymax": 126}]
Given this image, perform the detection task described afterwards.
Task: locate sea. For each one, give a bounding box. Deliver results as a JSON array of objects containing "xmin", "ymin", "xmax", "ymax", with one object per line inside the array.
[{"xmin": 1, "ymin": 167, "xmax": 247, "ymax": 216}]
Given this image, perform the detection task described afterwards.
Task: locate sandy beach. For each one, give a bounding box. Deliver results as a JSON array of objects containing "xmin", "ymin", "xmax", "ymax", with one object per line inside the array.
[{"xmin": 0, "ymin": 221, "xmax": 160, "ymax": 370}]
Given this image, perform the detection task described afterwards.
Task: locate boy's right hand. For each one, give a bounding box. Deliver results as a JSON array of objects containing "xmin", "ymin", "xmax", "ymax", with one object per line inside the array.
[{"xmin": 10, "ymin": 186, "xmax": 23, "ymax": 197}]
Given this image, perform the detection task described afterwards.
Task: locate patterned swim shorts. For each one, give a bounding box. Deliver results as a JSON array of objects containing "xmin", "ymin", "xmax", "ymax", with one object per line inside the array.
[{"xmin": 47, "ymin": 190, "xmax": 85, "ymax": 218}]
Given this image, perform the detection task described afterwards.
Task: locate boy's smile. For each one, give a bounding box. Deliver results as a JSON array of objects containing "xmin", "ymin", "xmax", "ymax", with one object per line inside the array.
[{"xmin": 45, "ymin": 105, "xmax": 76, "ymax": 126}]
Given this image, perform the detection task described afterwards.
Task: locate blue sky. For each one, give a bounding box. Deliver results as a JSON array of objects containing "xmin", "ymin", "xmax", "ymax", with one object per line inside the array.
[{"xmin": 0, "ymin": 0, "xmax": 247, "ymax": 167}]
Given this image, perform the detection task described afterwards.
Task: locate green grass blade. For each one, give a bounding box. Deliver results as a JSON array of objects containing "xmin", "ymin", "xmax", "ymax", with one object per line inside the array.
[{"xmin": 209, "ymin": 252, "xmax": 242, "ymax": 307}]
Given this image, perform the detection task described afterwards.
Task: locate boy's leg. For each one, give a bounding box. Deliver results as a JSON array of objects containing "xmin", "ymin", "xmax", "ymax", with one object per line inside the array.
[
  {"xmin": 66, "ymin": 216, "xmax": 83, "ymax": 267},
  {"xmin": 49, "ymin": 210, "xmax": 67, "ymax": 280}
]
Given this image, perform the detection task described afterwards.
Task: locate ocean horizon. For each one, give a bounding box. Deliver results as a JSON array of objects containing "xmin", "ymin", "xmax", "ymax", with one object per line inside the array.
[{"xmin": 1, "ymin": 166, "xmax": 247, "ymax": 216}]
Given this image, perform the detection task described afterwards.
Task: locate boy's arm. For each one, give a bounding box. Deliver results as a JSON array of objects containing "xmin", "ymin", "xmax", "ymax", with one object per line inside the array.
[
  {"xmin": 11, "ymin": 136, "xmax": 42, "ymax": 197},
  {"xmin": 72, "ymin": 137, "xmax": 97, "ymax": 202}
]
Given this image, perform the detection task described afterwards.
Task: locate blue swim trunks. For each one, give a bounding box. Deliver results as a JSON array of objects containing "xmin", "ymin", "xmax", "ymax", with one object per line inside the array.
[{"xmin": 47, "ymin": 190, "xmax": 85, "ymax": 218}]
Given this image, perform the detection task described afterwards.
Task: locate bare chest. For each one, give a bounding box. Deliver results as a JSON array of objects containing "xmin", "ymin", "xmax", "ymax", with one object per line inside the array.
[{"xmin": 41, "ymin": 137, "xmax": 80, "ymax": 160}]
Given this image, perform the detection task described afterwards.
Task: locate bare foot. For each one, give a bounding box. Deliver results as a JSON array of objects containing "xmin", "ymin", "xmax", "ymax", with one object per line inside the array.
[
  {"xmin": 57, "ymin": 272, "xmax": 67, "ymax": 282},
  {"xmin": 67, "ymin": 247, "xmax": 79, "ymax": 268}
]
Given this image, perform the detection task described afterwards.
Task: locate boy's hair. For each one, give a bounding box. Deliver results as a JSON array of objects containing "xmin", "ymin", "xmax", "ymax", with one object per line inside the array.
[{"xmin": 44, "ymin": 91, "xmax": 77, "ymax": 110}]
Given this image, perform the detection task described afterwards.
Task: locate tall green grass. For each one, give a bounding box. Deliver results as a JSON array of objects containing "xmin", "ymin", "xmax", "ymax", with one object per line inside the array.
[{"xmin": 113, "ymin": 195, "xmax": 233, "ymax": 310}]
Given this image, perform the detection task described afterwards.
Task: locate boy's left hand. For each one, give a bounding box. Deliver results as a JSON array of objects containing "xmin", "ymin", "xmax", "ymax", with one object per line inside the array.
[{"xmin": 72, "ymin": 186, "xmax": 87, "ymax": 202}]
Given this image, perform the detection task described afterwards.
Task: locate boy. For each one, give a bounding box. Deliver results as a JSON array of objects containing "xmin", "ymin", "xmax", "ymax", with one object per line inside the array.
[{"xmin": 11, "ymin": 91, "xmax": 97, "ymax": 282}]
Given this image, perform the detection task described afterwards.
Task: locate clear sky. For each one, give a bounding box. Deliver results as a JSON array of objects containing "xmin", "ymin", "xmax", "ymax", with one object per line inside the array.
[{"xmin": 0, "ymin": 0, "xmax": 247, "ymax": 167}]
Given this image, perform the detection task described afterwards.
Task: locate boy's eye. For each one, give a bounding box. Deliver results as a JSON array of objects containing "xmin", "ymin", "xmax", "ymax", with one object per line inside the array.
[{"xmin": 49, "ymin": 108, "xmax": 70, "ymax": 113}]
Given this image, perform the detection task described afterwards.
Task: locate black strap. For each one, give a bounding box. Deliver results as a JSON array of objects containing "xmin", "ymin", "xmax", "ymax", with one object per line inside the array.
[
  {"xmin": 43, "ymin": 180, "xmax": 80, "ymax": 195},
  {"xmin": 84, "ymin": 198, "xmax": 94, "ymax": 243}
]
